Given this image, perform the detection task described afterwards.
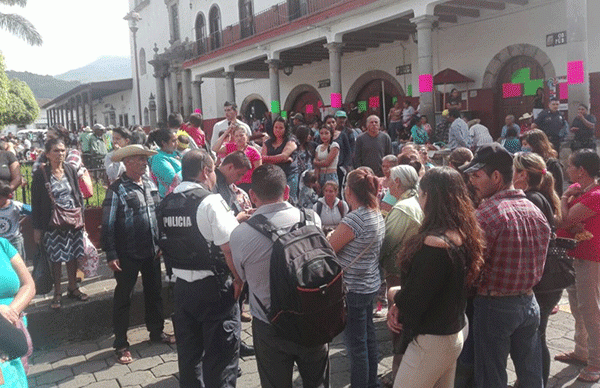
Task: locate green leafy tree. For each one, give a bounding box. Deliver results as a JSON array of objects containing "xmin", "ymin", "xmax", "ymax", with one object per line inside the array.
[
  {"xmin": 0, "ymin": 51, "xmax": 39, "ymax": 126},
  {"xmin": 0, "ymin": 0, "xmax": 42, "ymax": 46}
]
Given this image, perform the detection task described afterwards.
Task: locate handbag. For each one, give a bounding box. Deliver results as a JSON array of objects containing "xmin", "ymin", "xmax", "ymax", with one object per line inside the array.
[
  {"xmin": 32, "ymin": 243, "xmax": 53, "ymax": 295},
  {"xmin": 533, "ymin": 237, "xmax": 577, "ymax": 293},
  {"xmin": 41, "ymin": 167, "xmax": 84, "ymax": 230}
]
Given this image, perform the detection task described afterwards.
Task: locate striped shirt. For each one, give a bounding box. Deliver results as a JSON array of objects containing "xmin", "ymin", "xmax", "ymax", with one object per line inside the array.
[{"xmin": 337, "ymin": 207, "xmax": 385, "ymax": 294}]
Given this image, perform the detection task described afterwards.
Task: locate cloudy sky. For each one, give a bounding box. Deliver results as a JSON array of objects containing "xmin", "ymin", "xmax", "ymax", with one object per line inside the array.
[{"xmin": 0, "ymin": 0, "xmax": 130, "ymax": 75}]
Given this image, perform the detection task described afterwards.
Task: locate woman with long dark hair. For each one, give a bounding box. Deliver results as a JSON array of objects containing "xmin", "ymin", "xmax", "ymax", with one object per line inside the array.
[
  {"xmin": 262, "ymin": 116, "xmax": 299, "ymax": 203},
  {"xmin": 387, "ymin": 167, "xmax": 485, "ymax": 388}
]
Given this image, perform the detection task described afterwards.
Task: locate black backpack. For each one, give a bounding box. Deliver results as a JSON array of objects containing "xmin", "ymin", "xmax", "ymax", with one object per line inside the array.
[{"xmin": 247, "ymin": 209, "xmax": 346, "ymax": 347}]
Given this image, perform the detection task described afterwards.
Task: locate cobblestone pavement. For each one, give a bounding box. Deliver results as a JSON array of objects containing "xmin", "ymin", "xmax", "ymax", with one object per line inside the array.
[{"xmin": 26, "ymin": 293, "xmax": 600, "ymax": 387}]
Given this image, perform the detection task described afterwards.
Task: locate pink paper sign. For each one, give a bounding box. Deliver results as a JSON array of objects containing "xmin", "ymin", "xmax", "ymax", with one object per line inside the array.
[
  {"xmin": 502, "ymin": 83, "xmax": 522, "ymax": 98},
  {"xmin": 331, "ymin": 93, "xmax": 342, "ymax": 109},
  {"xmin": 568, "ymin": 61, "xmax": 585, "ymax": 85},
  {"xmin": 419, "ymin": 74, "xmax": 433, "ymax": 93},
  {"xmin": 559, "ymin": 83, "xmax": 569, "ymax": 100},
  {"xmin": 368, "ymin": 96, "xmax": 380, "ymax": 108},
  {"xmin": 305, "ymin": 104, "xmax": 314, "ymax": 114}
]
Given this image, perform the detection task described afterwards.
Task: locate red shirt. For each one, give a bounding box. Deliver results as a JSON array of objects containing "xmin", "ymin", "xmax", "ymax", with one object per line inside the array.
[
  {"xmin": 181, "ymin": 123, "xmax": 205, "ymax": 147},
  {"xmin": 557, "ymin": 184, "xmax": 600, "ymax": 261},
  {"xmin": 476, "ymin": 189, "xmax": 551, "ymax": 294}
]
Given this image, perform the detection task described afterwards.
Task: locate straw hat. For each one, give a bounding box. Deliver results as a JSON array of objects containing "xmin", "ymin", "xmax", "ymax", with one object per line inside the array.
[
  {"xmin": 111, "ymin": 144, "xmax": 157, "ymax": 162},
  {"xmin": 519, "ymin": 112, "xmax": 533, "ymax": 120}
]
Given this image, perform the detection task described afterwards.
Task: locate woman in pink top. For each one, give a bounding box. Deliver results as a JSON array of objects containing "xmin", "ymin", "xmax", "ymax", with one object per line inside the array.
[
  {"xmin": 213, "ymin": 125, "xmax": 261, "ymax": 193},
  {"xmin": 556, "ymin": 149, "xmax": 600, "ymax": 383}
]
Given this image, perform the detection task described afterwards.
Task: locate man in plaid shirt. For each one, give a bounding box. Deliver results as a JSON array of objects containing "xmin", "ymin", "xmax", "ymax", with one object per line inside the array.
[{"xmin": 464, "ymin": 144, "xmax": 551, "ymax": 387}]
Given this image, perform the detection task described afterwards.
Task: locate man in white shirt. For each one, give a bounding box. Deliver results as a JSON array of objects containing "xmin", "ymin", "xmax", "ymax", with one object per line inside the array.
[{"xmin": 210, "ymin": 101, "xmax": 252, "ymax": 147}]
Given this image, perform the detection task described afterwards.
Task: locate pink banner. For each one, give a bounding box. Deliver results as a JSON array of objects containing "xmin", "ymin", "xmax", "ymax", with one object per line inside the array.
[
  {"xmin": 331, "ymin": 93, "xmax": 342, "ymax": 109},
  {"xmin": 567, "ymin": 61, "xmax": 584, "ymax": 84},
  {"xmin": 419, "ymin": 74, "xmax": 433, "ymax": 93},
  {"xmin": 305, "ymin": 104, "xmax": 314, "ymax": 114},
  {"xmin": 559, "ymin": 83, "xmax": 569, "ymax": 100},
  {"xmin": 368, "ymin": 96, "xmax": 380, "ymax": 108},
  {"xmin": 502, "ymin": 83, "xmax": 522, "ymax": 98}
]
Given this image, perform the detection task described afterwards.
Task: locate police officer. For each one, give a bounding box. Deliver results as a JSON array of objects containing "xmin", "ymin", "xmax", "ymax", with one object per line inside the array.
[{"xmin": 157, "ymin": 149, "xmax": 242, "ymax": 387}]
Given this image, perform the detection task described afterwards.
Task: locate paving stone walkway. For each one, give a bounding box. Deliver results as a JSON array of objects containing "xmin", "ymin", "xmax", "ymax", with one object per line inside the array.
[{"xmin": 26, "ymin": 293, "xmax": 600, "ymax": 387}]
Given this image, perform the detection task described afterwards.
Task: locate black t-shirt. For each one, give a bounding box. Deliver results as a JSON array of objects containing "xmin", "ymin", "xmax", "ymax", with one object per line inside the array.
[
  {"xmin": 534, "ymin": 110, "xmax": 566, "ymax": 138},
  {"xmin": 572, "ymin": 114, "xmax": 597, "ymax": 142},
  {"xmin": 0, "ymin": 151, "xmax": 17, "ymax": 184}
]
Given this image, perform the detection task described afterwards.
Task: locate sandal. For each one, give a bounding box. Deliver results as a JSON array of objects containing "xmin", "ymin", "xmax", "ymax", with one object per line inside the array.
[
  {"xmin": 50, "ymin": 294, "xmax": 62, "ymax": 310},
  {"xmin": 67, "ymin": 288, "xmax": 89, "ymax": 301},
  {"xmin": 115, "ymin": 348, "xmax": 133, "ymax": 365},
  {"xmin": 554, "ymin": 351, "xmax": 587, "ymax": 365},
  {"xmin": 577, "ymin": 367, "xmax": 600, "ymax": 383}
]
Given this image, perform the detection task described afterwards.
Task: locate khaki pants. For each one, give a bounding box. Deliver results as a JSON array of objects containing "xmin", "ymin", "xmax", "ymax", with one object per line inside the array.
[
  {"xmin": 394, "ymin": 324, "xmax": 468, "ymax": 388},
  {"xmin": 567, "ymin": 259, "xmax": 600, "ymax": 368}
]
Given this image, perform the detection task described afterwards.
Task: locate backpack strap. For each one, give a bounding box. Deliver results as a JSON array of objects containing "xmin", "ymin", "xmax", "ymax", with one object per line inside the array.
[
  {"xmin": 316, "ymin": 201, "xmax": 323, "ymax": 216},
  {"xmin": 337, "ymin": 200, "xmax": 346, "ymax": 218}
]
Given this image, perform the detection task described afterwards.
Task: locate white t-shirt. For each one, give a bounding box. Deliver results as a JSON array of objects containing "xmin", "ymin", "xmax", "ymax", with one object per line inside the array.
[
  {"xmin": 210, "ymin": 119, "xmax": 252, "ymax": 147},
  {"xmin": 315, "ymin": 142, "xmax": 340, "ymax": 170}
]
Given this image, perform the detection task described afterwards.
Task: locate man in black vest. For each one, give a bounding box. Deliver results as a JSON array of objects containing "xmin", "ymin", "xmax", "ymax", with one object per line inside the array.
[{"xmin": 157, "ymin": 149, "xmax": 243, "ymax": 387}]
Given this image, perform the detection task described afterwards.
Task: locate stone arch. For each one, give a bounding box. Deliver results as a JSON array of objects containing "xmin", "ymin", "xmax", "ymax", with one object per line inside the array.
[
  {"xmin": 345, "ymin": 70, "xmax": 405, "ymax": 104},
  {"xmin": 482, "ymin": 43, "xmax": 556, "ymax": 89},
  {"xmin": 240, "ymin": 93, "xmax": 267, "ymax": 118},
  {"xmin": 283, "ymin": 84, "xmax": 323, "ymax": 113}
]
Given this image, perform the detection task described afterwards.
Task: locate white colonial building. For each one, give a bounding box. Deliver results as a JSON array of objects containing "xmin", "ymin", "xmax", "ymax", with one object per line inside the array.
[{"xmin": 115, "ymin": 0, "xmax": 598, "ymax": 138}]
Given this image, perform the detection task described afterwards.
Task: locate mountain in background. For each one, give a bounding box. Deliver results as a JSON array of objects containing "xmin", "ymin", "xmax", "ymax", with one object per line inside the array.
[
  {"xmin": 55, "ymin": 56, "xmax": 131, "ymax": 84},
  {"xmin": 6, "ymin": 71, "xmax": 81, "ymax": 99}
]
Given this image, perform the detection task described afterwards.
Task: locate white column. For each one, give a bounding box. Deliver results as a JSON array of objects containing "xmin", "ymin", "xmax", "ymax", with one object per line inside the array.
[
  {"xmin": 224, "ymin": 71, "xmax": 236, "ymax": 104},
  {"xmin": 183, "ymin": 69, "xmax": 193, "ymax": 118},
  {"xmin": 567, "ymin": 0, "xmax": 589, "ymax": 118},
  {"xmin": 266, "ymin": 59, "xmax": 281, "ymax": 113},
  {"xmin": 410, "ymin": 15, "xmax": 436, "ymax": 124},
  {"xmin": 325, "ymin": 41, "xmax": 344, "ymax": 109}
]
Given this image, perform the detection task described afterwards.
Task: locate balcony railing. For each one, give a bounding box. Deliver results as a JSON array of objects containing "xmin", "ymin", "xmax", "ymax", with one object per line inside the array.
[{"xmin": 186, "ymin": 0, "xmax": 345, "ymax": 61}]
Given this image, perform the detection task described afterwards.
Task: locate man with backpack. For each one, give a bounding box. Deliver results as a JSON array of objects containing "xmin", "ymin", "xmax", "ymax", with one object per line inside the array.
[
  {"xmin": 156, "ymin": 149, "xmax": 243, "ymax": 387},
  {"xmin": 230, "ymin": 164, "xmax": 332, "ymax": 388}
]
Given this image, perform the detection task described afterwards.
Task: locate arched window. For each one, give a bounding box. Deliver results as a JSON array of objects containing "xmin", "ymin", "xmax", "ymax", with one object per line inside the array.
[
  {"xmin": 139, "ymin": 48, "xmax": 146, "ymax": 75},
  {"xmin": 208, "ymin": 5, "xmax": 222, "ymax": 50},
  {"xmin": 195, "ymin": 12, "xmax": 207, "ymax": 54},
  {"xmin": 239, "ymin": 0, "xmax": 254, "ymax": 38}
]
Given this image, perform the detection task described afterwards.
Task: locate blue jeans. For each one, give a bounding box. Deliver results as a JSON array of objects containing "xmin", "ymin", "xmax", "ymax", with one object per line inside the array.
[
  {"xmin": 473, "ymin": 294, "xmax": 542, "ymax": 388},
  {"xmin": 345, "ymin": 291, "xmax": 379, "ymax": 388}
]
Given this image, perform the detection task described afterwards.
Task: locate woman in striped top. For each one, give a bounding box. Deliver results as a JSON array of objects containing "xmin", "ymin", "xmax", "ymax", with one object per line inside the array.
[{"xmin": 328, "ymin": 167, "xmax": 386, "ymax": 388}]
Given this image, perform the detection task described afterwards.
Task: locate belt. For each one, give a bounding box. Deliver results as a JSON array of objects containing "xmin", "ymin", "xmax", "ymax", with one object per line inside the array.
[{"xmin": 477, "ymin": 289, "xmax": 533, "ymax": 297}]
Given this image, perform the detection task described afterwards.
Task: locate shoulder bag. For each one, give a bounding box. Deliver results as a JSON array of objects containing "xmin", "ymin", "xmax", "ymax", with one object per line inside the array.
[{"xmin": 41, "ymin": 167, "xmax": 84, "ymax": 230}]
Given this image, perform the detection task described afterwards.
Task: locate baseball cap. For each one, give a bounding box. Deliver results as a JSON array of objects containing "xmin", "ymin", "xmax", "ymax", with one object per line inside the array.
[
  {"xmin": 461, "ymin": 143, "xmax": 513, "ymax": 174},
  {"xmin": 335, "ymin": 110, "xmax": 347, "ymax": 118}
]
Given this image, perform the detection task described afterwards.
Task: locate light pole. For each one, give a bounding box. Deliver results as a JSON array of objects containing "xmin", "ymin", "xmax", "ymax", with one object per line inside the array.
[{"xmin": 124, "ymin": 11, "xmax": 143, "ymax": 125}]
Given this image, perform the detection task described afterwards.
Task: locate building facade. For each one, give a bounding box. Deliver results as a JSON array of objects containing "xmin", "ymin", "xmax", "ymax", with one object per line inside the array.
[{"xmin": 128, "ymin": 0, "xmax": 596, "ymax": 138}]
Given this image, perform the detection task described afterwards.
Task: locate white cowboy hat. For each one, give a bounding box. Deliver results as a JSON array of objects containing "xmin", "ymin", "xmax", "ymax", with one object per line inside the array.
[{"xmin": 111, "ymin": 144, "xmax": 157, "ymax": 162}]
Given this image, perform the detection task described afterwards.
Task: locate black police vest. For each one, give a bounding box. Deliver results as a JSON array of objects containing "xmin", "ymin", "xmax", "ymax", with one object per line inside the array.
[{"xmin": 157, "ymin": 187, "xmax": 226, "ymax": 272}]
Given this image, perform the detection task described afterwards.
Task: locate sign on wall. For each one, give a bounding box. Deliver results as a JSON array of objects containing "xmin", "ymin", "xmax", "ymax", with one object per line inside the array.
[
  {"xmin": 318, "ymin": 79, "xmax": 331, "ymax": 88},
  {"xmin": 396, "ymin": 64, "xmax": 412, "ymax": 76},
  {"xmin": 546, "ymin": 31, "xmax": 567, "ymax": 47}
]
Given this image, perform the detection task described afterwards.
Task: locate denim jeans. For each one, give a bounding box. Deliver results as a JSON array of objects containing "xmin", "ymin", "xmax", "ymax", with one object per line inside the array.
[
  {"xmin": 473, "ymin": 294, "xmax": 543, "ymax": 388},
  {"xmin": 535, "ymin": 290, "xmax": 563, "ymax": 386},
  {"xmin": 345, "ymin": 291, "xmax": 380, "ymax": 388}
]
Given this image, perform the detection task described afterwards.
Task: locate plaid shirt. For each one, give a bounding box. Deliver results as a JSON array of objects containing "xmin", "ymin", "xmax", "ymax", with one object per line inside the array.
[
  {"xmin": 476, "ymin": 189, "xmax": 550, "ymax": 294},
  {"xmin": 101, "ymin": 174, "xmax": 160, "ymax": 263}
]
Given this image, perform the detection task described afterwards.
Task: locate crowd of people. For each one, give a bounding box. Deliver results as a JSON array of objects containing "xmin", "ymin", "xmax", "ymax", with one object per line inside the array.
[{"xmin": 0, "ymin": 94, "xmax": 599, "ymax": 388}]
